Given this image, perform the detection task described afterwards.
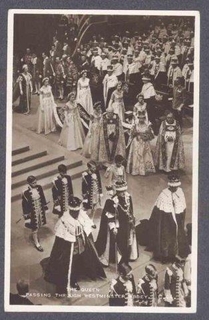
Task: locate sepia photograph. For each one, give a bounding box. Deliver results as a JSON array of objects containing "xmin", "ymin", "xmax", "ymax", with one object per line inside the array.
[{"xmin": 5, "ymin": 9, "xmax": 199, "ymax": 313}]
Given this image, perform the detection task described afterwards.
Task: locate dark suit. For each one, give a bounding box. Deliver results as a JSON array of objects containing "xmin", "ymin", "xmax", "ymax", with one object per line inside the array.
[{"xmin": 10, "ymin": 293, "xmax": 34, "ymax": 305}]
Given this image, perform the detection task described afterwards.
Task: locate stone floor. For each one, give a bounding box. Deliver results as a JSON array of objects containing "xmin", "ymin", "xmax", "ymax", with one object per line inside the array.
[{"xmin": 9, "ymin": 94, "xmax": 193, "ymax": 306}]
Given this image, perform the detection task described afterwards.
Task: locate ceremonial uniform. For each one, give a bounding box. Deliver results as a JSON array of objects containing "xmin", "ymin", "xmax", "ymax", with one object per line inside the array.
[
  {"xmin": 164, "ymin": 263, "xmax": 188, "ymax": 307},
  {"xmin": 22, "ymin": 185, "xmax": 48, "ymax": 230},
  {"xmin": 82, "ymin": 170, "xmax": 102, "ymax": 211},
  {"xmin": 95, "ymin": 186, "xmax": 139, "ymax": 266},
  {"xmin": 137, "ymin": 275, "xmax": 158, "ymax": 306},
  {"xmin": 52, "ymin": 175, "xmax": 73, "ymax": 216},
  {"xmin": 109, "ymin": 275, "xmax": 137, "ymax": 306}
]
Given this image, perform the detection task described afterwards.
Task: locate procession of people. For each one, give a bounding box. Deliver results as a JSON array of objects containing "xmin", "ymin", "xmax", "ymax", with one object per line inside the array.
[{"xmin": 13, "ymin": 14, "xmax": 194, "ymax": 308}]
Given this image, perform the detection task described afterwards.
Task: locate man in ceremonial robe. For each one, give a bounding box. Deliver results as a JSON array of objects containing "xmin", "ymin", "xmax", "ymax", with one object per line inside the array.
[
  {"xmin": 22, "ymin": 175, "xmax": 48, "ymax": 252},
  {"xmin": 96, "ymin": 106, "xmax": 126, "ymax": 166},
  {"xmin": 44, "ymin": 197, "xmax": 106, "ymax": 294},
  {"xmin": 95, "ymin": 181, "xmax": 139, "ymax": 267},
  {"xmin": 147, "ymin": 173, "xmax": 190, "ymax": 263},
  {"xmin": 52, "ymin": 164, "xmax": 73, "ymax": 216}
]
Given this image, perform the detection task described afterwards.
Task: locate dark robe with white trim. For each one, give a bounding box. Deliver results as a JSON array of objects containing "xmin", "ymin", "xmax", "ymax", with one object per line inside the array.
[
  {"xmin": 147, "ymin": 187, "xmax": 190, "ymax": 259},
  {"xmin": 95, "ymin": 193, "xmax": 139, "ymax": 265},
  {"xmin": 44, "ymin": 210, "xmax": 106, "ymax": 293}
]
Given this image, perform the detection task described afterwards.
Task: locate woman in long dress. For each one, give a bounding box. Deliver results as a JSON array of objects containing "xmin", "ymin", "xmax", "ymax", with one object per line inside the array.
[
  {"xmin": 76, "ymin": 70, "xmax": 93, "ymax": 115},
  {"xmin": 81, "ymin": 101, "xmax": 102, "ymax": 160},
  {"xmin": 133, "ymin": 93, "xmax": 148, "ymax": 124},
  {"xmin": 126, "ymin": 113, "xmax": 156, "ymax": 176},
  {"xmin": 154, "ymin": 110, "xmax": 185, "ymax": 172},
  {"xmin": 37, "ymin": 77, "xmax": 57, "ymax": 135},
  {"xmin": 59, "ymin": 92, "xmax": 85, "ymax": 151},
  {"xmin": 108, "ymin": 81, "xmax": 125, "ymax": 121}
]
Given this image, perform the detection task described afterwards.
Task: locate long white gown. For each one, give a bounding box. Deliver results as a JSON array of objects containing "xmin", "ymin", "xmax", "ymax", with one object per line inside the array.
[
  {"xmin": 108, "ymin": 89, "xmax": 125, "ymax": 122},
  {"xmin": 76, "ymin": 77, "xmax": 93, "ymax": 115},
  {"xmin": 59, "ymin": 101, "xmax": 85, "ymax": 151},
  {"xmin": 37, "ymin": 85, "xmax": 57, "ymax": 135}
]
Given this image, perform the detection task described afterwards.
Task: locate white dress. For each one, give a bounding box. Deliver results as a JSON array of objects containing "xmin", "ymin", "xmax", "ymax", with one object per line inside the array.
[
  {"xmin": 108, "ymin": 89, "xmax": 125, "ymax": 121},
  {"xmin": 37, "ymin": 85, "xmax": 57, "ymax": 135},
  {"xmin": 59, "ymin": 101, "xmax": 85, "ymax": 151},
  {"xmin": 76, "ymin": 77, "xmax": 93, "ymax": 115}
]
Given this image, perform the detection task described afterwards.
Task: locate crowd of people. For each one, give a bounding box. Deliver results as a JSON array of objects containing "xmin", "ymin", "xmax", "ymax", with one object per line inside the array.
[{"xmin": 12, "ymin": 15, "xmax": 194, "ymax": 308}]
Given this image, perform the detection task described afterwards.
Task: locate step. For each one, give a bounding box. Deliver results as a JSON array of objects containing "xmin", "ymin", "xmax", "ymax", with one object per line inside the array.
[
  {"xmin": 12, "ymin": 155, "xmax": 65, "ymax": 177},
  {"xmin": 12, "ymin": 158, "xmax": 83, "ymax": 190},
  {"xmin": 12, "ymin": 145, "xmax": 30, "ymax": 156},
  {"xmin": 11, "ymin": 164, "xmax": 86, "ymax": 202},
  {"xmin": 12, "ymin": 150, "xmax": 48, "ymax": 166}
]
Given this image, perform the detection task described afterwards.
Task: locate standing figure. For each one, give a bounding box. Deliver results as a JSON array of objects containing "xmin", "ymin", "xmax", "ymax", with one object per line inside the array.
[
  {"xmin": 167, "ymin": 56, "xmax": 182, "ymax": 87},
  {"xmin": 17, "ymin": 64, "xmax": 33, "ymax": 114},
  {"xmin": 123, "ymin": 53, "xmax": 142, "ymax": 106},
  {"xmin": 59, "ymin": 92, "xmax": 85, "ymax": 151},
  {"xmin": 52, "ymin": 164, "xmax": 74, "ymax": 216},
  {"xmin": 77, "ymin": 70, "xmax": 94, "ymax": 115},
  {"xmin": 147, "ymin": 173, "xmax": 190, "ymax": 263},
  {"xmin": 42, "ymin": 53, "xmax": 55, "ymax": 83},
  {"xmin": 82, "ymin": 102, "xmax": 102, "ymax": 160},
  {"xmin": 21, "ymin": 48, "xmax": 32, "ymax": 72},
  {"xmin": 136, "ymin": 264, "xmax": 158, "ymax": 306},
  {"xmin": 172, "ymin": 77, "xmax": 187, "ymax": 127},
  {"xmin": 82, "ymin": 161, "xmax": 103, "ymax": 221},
  {"xmin": 133, "ymin": 93, "xmax": 148, "ymax": 124},
  {"xmin": 103, "ymin": 65, "xmax": 118, "ymax": 109},
  {"xmin": 95, "ymin": 180, "xmax": 139, "ymax": 267},
  {"xmin": 126, "ymin": 114, "xmax": 155, "ymax": 176},
  {"xmin": 104, "ymin": 154, "xmax": 126, "ymax": 195},
  {"xmin": 30, "ymin": 53, "xmax": 42, "ymax": 94},
  {"xmin": 22, "ymin": 176, "xmax": 48, "ymax": 252},
  {"xmin": 164, "ymin": 256, "xmax": 189, "ymax": 307},
  {"xmin": 154, "ymin": 110, "xmax": 185, "ymax": 173},
  {"xmin": 108, "ymin": 81, "xmax": 125, "ymax": 122},
  {"xmin": 65, "ymin": 57, "xmax": 78, "ymax": 96},
  {"xmin": 37, "ymin": 77, "xmax": 57, "ymax": 135},
  {"xmin": 97, "ymin": 106, "xmax": 126, "ymax": 166},
  {"xmin": 54, "ymin": 57, "xmax": 65, "ymax": 100},
  {"xmin": 109, "ymin": 263, "xmax": 137, "ymax": 306},
  {"xmin": 44, "ymin": 197, "xmax": 106, "ymax": 294},
  {"xmin": 140, "ymin": 75, "xmax": 156, "ymax": 126}
]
